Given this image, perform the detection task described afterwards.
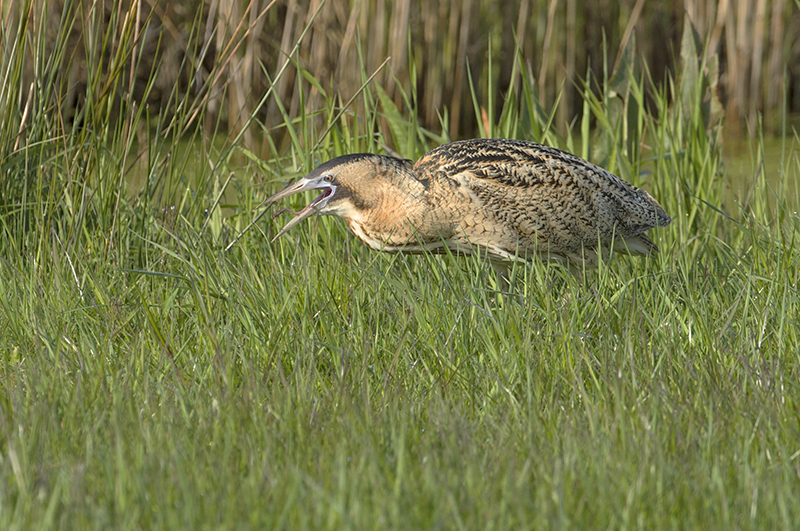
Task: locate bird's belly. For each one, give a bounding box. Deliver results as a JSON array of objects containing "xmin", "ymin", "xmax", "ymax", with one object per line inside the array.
[
  {"xmin": 346, "ymin": 219, "xmax": 447, "ymax": 254},
  {"xmin": 346, "ymin": 207, "xmax": 614, "ymax": 268}
]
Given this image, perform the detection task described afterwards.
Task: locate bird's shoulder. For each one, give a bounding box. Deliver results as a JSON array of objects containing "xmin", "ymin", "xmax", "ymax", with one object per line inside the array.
[
  {"xmin": 412, "ymin": 138, "xmax": 671, "ymax": 228},
  {"xmin": 414, "ymin": 139, "xmax": 647, "ymax": 198},
  {"xmin": 414, "ymin": 138, "xmax": 603, "ymax": 186}
]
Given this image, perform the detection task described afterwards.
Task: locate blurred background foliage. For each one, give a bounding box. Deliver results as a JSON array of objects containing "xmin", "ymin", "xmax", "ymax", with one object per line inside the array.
[{"xmin": 4, "ymin": 0, "xmax": 800, "ymax": 157}]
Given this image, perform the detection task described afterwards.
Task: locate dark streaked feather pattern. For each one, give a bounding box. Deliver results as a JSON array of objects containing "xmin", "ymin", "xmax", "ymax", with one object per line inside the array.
[{"xmin": 268, "ymin": 138, "xmax": 672, "ymax": 268}]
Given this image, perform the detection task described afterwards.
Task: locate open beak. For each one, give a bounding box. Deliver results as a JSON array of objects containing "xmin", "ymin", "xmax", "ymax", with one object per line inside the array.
[{"xmin": 260, "ymin": 176, "xmax": 336, "ymax": 241}]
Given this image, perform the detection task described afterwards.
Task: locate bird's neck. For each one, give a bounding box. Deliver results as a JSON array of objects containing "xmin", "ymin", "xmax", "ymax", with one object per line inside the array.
[{"xmin": 346, "ymin": 157, "xmax": 435, "ymax": 250}]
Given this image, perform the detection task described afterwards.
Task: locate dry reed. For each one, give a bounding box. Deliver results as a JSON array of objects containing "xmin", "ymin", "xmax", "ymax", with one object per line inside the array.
[{"xmin": 6, "ymin": 0, "xmax": 798, "ymax": 153}]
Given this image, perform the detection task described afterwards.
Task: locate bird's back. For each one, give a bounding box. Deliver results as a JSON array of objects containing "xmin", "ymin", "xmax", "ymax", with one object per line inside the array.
[{"xmin": 414, "ymin": 138, "xmax": 671, "ymax": 266}]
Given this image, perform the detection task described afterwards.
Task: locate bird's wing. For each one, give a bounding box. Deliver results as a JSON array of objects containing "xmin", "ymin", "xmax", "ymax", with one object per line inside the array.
[{"xmin": 415, "ymin": 138, "xmax": 671, "ymax": 233}]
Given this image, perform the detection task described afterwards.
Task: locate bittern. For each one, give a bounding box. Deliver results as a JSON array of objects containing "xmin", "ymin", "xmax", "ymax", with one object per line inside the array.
[{"xmin": 263, "ymin": 139, "xmax": 671, "ymax": 272}]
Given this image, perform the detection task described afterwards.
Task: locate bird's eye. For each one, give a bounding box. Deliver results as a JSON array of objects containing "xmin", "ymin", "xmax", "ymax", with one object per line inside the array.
[{"xmin": 323, "ymin": 174, "xmax": 333, "ymax": 183}]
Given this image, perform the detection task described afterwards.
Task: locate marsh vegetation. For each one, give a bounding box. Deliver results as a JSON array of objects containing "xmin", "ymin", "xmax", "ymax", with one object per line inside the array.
[{"xmin": 2, "ymin": 1, "xmax": 800, "ymax": 528}]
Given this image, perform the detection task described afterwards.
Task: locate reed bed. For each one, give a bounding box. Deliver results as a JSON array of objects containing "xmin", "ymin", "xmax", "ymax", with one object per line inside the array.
[{"xmin": 5, "ymin": 0, "xmax": 799, "ymax": 153}]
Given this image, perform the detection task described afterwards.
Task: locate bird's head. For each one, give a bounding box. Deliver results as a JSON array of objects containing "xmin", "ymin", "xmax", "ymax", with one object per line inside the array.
[{"xmin": 262, "ymin": 153, "xmax": 413, "ymax": 241}]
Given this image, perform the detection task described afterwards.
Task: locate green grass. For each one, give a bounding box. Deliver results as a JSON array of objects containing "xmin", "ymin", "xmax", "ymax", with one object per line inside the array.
[{"xmin": 2, "ymin": 6, "xmax": 800, "ymax": 530}]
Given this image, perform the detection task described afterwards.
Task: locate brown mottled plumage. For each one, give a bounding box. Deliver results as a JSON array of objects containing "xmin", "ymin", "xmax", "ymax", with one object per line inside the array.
[{"xmin": 263, "ymin": 139, "xmax": 671, "ymax": 269}]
